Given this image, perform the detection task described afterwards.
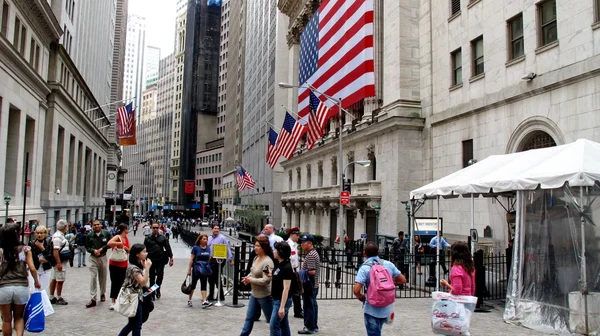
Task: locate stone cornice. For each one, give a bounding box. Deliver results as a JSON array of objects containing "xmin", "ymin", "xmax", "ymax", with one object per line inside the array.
[
  {"xmin": 279, "ymin": 0, "xmax": 321, "ymax": 47},
  {"xmin": 280, "ymin": 116, "xmax": 425, "ymax": 168},
  {"xmin": 14, "ymin": 0, "xmax": 62, "ymax": 44}
]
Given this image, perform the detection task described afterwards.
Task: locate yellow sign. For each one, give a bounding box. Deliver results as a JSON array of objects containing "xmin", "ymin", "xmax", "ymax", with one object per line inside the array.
[{"xmin": 213, "ymin": 244, "xmax": 228, "ymax": 259}]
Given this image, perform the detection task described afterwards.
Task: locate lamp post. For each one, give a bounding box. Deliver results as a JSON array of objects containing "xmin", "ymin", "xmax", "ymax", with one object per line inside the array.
[
  {"xmin": 402, "ymin": 201, "xmax": 411, "ymax": 238},
  {"xmin": 342, "ymin": 160, "xmax": 371, "ymax": 248},
  {"xmin": 4, "ymin": 196, "xmax": 11, "ymax": 225}
]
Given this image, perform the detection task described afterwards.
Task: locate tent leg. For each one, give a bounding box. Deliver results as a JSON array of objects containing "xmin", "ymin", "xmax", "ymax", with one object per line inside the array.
[
  {"xmin": 436, "ymin": 196, "xmax": 440, "ymax": 292},
  {"xmin": 471, "ymin": 194, "xmax": 475, "ymax": 255},
  {"xmin": 509, "ymin": 191, "xmax": 522, "ymax": 315},
  {"xmin": 580, "ymin": 186, "xmax": 589, "ymax": 335}
]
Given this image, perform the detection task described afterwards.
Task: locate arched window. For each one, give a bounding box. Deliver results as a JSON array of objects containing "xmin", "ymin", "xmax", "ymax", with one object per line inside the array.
[
  {"xmin": 518, "ymin": 131, "xmax": 557, "ymax": 152},
  {"xmin": 367, "ymin": 153, "xmax": 377, "ymax": 181},
  {"xmin": 306, "ymin": 165, "xmax": 311, "ymax": 189},
  {"xmin": 288, "ymin": 170, "xmax": 292, "ymax": 190},
  {"xmin": 317, "ymin": 161, "xmax": 323, "ymax": 187},
  {"xmin": 296, "ymin": 167, "xmax": 301, "ymax": 190},
  {"xmin": 331, "ymin": 156, "xmax": 338, "ymax": 186}
]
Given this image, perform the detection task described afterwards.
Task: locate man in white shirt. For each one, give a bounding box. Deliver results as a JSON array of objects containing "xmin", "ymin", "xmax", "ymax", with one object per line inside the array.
[
  {"xmin": 49, "ymin": 220, "xmax": 70, "ymax": 305},
  {"xmin": 263, "ymin": 224, "xmax": 283, "ymax": 250},
  {"xmin": 287, "ymin": 227, "xmax": 303, "ymax": 318}
]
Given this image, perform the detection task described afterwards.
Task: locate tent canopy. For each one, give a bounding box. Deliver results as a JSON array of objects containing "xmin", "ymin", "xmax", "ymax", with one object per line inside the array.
[
  {"xmin": 410, "ymin": 139, "xmax": 600, "ymax": 200},
  {"xmin": 224, "ymin": 217, "xmax": 235, "ymax": 222}
]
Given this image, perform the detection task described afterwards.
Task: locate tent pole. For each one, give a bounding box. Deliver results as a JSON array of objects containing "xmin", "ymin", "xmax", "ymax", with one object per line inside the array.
[
  {"xmin": 471, "ymin": 194, "xmax": 475, "ymax": 255},
  {"xmin": 511, "ymin": 191, "xmax": 522, "ymax": 310},
  {"xmin": 436, "ymin": 196, "xmax": 440, "ymax": 292},
  {"xmin": 580, "ymin": 186, "xmax": 589, "ymax": 335},
  {"xmin": 410, "ymin": 200, "xmax": 416, "ymax": 286}
]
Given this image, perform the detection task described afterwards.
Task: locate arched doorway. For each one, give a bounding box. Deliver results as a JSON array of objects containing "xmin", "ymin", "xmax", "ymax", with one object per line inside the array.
[
  {"xmin": 506, "ymin": 116, "xmax": 564, "ymax": 154},
  {"xmin": 517, "ymin": 130, "xmax": 557, "ymax": 152}
]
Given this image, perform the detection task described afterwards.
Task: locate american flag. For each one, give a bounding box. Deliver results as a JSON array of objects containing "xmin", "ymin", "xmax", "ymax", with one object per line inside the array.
[
  {"xmin": 116, "ymin": 102, "xmax": 134, "ymax": 136},
  {"xmin": 297, "ymin": 0, "xmax": 375, "ymax": 119},
  {"xmin": 306, "ymin": 91, "xmax": 328, "ymax": 149},
  {"xmin": 236, "ymin": 166, "xmax": 255, "ymax": 191},
  {"xmin": 266, "ymin": 128, "xmax": 279, "ymax": 168},
  {"xmin": 274, "ymin": 112, "xmax": 305, "ymax": 160}
]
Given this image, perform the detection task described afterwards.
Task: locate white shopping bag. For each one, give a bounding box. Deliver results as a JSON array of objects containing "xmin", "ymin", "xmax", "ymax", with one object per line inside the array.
[
  {"xmin": 431, "ymin": 291, "xmax": 477, "ymax": 336},
  {"xmin": 28, "ymin": 274, "xmax": 54, "ymax": 317}
]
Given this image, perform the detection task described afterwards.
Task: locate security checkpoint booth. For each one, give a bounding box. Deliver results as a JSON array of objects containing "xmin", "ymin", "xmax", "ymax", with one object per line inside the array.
[{"xmin": 410, "ymin": 139, "xmax": 600, "ymax": 335}]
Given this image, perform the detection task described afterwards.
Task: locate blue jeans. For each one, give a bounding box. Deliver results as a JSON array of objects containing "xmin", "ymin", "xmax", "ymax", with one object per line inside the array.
[
  {"xmin": 118, "ymin": 300, "xmax": 143, "ymax": 336},
  {"xmin": 240, "ymin": 295, "xmax": 273, "ymax": 336},
  {"xmin": 270, "ymin": 298, "xmax": 292, "ymax": 336},
  {"xmin": 364, "ymin": 313, "xmax": 386, "ymax": 336},
  {"xmin": 77, "ymin": 246, "xmax": 86, "ymax": 266},
  {"xmin": 302, "ymin": 286, "xmax": 319, "ymax": 331}
]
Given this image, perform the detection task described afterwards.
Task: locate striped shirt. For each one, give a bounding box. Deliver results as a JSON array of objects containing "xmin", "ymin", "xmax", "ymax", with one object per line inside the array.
[{"xmin": 301, "ymin": 248, "xmax": 321, "ymax": 288}]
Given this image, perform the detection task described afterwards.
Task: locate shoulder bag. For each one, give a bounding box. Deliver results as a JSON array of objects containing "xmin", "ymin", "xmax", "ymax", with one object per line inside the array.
[
  {"xmin": 110, "ymin": 235, "xmax": 128, "ymax": 262},
  {"xmin": 114, "ymin": 268, "xmax": 140, "ymax": 317}
]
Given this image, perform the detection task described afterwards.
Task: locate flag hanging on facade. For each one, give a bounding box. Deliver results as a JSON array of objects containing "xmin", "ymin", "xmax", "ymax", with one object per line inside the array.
[
  {"xmin": 306, "ymin": 91, "xmax": 328, "ymax": 149},
  {"xmin": 274, "ymin": 112, "xmax": 305, "ymax": 160},
  {"xmin": 297, "ymin": 0, "xmax": 375, "ymax": 121},
  {"xmin": 266, "ymin": 128, "xmax": 279, "ymax": 168},
  {"xmin": 116, "ymin": 103, "xmax": 137, "ymax": 146},
  {"xmin": 236, "ymin": 166, "xmax": 256, "ymax": 191}
]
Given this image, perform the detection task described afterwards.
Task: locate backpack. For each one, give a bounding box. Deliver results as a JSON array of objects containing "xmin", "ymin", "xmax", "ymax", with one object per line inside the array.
[{"xmin": 364, "ymin": 260, "xmax": 396, "ymax": 307}]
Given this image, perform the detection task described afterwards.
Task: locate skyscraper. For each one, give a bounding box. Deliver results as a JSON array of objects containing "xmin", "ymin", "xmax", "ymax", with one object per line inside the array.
[
  {"xmin": 144, "ymin": 46, "xmax": 161, "ymax": 88},
  {"xmin": 122, "ymin": 14, "xmax": 146, "ymax": 113}
]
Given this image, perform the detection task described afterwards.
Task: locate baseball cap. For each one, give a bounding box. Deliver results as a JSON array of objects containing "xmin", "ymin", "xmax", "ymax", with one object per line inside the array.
[{"xmin": 300, "ymin": 234, "xmax": 315, "ymax": 242}]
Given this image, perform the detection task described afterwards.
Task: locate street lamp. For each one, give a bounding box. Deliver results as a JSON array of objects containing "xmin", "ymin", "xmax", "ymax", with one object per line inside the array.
[
  {"xmin": 4, "ymin": 196, "xmax": 11, "ymax": 225},
  {"xmin": 401, "ymin": 201, "xmax": 411, "ymax": 238}
]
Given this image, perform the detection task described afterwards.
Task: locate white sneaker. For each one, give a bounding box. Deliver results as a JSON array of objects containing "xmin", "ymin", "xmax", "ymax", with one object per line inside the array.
[
  {"xmin": 187, "ymin": 300, "xmax": 193, "ymax": 307},
  {"xmin": 108, "ymin": 304, "xmax": 115, "ymax": 310}
]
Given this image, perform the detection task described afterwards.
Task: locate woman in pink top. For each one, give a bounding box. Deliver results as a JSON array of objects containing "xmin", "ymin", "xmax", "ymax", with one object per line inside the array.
[
  {"xmin": 107, "ymin": 224, "xmax": 130, "ymax": 310},
  {"xmin": 440, "ymin": 242, "xmax": 475, "ymax": 296}
]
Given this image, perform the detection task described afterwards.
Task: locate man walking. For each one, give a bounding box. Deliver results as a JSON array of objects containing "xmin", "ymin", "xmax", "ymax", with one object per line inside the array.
[
  {"xmin": 298, "ymin": 234, "xmax": 320, "ymax": 334},
  {"xmin": 429, "ymin": 234, "xmax": 451, "ymax": 275},
  {"xmin": 85, "ymin": 220, "xmax": 111, "ymax": 308},
  {"xmin": 391, "ymin": 231, "xmax": 408, "ymax": 275},
  {"xmin": 207, "ymin": 224, "xmax": 233, "ymax": 302},
  {"xmin": 263, "ymin": 224, "xmax": 283, "ymax": 250},
  {"xmin": 354, "ymin": 242, "xmax": 406, "ymax": 336},
  {"xmin": 144, "ymin": 223, "xmax": 174, "ymax": 299},
  {"xmin": 287, "ymin": 227, "xmax": 303, "ymax": 318},
  {"xmin": 49, "ymin": 220, "xmax": 70, "ymax": 305}
]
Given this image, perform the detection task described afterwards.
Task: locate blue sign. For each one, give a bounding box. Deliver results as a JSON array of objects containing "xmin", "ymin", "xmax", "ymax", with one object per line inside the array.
[
  {"xmin": 207, "ymin": 0, "xmax": 222, "ymax": 6},
  {"xmin": 414, "ymin": 218, "xmax": 443, "ymax": 236},
  {"xmin": 360, "ymin": 233, "xmax": 368, "ymax": 239}
]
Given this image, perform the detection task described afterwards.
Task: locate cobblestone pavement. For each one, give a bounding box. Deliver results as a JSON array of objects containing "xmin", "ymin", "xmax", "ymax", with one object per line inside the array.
[{"xmin": 30, "ymin": 230, "xmax": 547, "ymax": 336}]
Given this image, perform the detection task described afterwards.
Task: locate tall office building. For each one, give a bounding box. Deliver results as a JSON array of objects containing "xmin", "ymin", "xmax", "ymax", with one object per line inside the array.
[
  {"xmin": 155, "ymin": 54, "xmax": 175, "ymax": 202},
  {"xmin": 122, "ymin": 14, "xmax": 146, "ymax": 113},
  {"xmin": 222, "ymin": 0, "xmax": 246, "ymax": 219},
  {"xmin": 178, "ymin": 0, "xmax": 221, "ymax": 207},
  {"xmin": 145, "ymin": 46, "xmax": 161, "ymax": 88},
  {"xmin": 239, "ymin": 1, "xmax": 289, "ymax": 225},
  {"xmin": 215, "ymin": 0, "xmax": 229, "ymax": 139}
]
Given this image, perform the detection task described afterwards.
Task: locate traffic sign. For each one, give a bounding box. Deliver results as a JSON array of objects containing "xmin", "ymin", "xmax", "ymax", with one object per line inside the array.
[
  {"xmin": 343, "ymin": 179, "xmax": 352, "ymax": 192},
  {"xmin": 340, "ymin": 191, "xmax": 350, "ymax": 205}
]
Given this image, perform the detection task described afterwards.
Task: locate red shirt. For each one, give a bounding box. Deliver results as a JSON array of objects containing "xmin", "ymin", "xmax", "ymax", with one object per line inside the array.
[{"xmin": 108, "ymin": 235, "xmax": 130, "ymax": 268}]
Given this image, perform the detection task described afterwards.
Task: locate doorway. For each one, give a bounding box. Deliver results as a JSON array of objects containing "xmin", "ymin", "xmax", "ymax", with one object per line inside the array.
[
  {"xmin": 346, "ymin": 210, "xmax": 355, "ymax": 240},
  {"xmin": 365, "ymin": 210, "xmax": 376, "ymax": 242},
  {"xmin": 329, "ymin": 209, "xmax": 337, "ymax": 247}
]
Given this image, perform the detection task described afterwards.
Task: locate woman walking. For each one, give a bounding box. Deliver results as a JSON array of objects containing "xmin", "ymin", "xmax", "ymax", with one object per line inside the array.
[
  {"xmin": 108, "ymin": 224, "xmax": 131, "ymax": 310},
  {"xmin": 414, "ymin": 235, "xmax": 424, "ymax": 275},
  {"xmin": 118, "ymin": 243, "xmax": 151, "ymax": 336},
  {"xmin": 0, "ymin": 224, "xmax": 41, "ymax": 336},
  {"xmin": 186, "ymin": 234, "xmax": 213, "ymax": 307},
  {"xmin": 440, "ymin": 241, "xmax": 476, "ymax": 302},
  {"xmin": 269, "ymin": 242, "xmax": 295, "ymax": 336},
  {"xmin": 240, "ymin": 235, "xmax": 274, "ymax": 336},
  {"xmin": 76, "ymin": 227, "xmax": 87, "ymax": 267},
  {"xmin": 29, "ymin": 225, "xmax": 52, "ymax": 290}
]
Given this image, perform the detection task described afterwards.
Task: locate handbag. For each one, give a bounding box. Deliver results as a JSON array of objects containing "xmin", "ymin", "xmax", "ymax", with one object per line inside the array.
[
  {"xmin": 24, "ymin": 292, "xmax": 45, "ymax": 333},
  {"xmin": 114, "ymin": 286, "xmax": 140, "ymax": 317},
  {"xmin": 181, "ymin": 275, "xmax": 193, "ymax": 295},
  {"xmin": 194, "ymin": 260, "xmax": 212, "ymax": 276},
  {"xmin": 110, "ymin": 236, "xmax": 128, "ymax": 262}
]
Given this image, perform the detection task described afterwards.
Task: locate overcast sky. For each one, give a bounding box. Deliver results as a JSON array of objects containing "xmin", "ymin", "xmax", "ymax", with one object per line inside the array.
[{"xmin": 128, "ymin": 0, "xmax": 176, "ymax": 56}]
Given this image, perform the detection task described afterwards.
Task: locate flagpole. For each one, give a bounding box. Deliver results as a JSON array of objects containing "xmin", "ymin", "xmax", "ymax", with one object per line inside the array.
[
  {"xmin": 281, "ymin": 105, "xmax": 300, "ymax": 119},
  {"xmin": 267, "ymin": 122, "xmax": 281, "ymax": 133},
  {"xmin": 84, "ymin": 97, "xmax": 136, "ymax": 113},
  {"xmin": 307, "ymin": 84, "xmax": 355, "ymax": 120}
]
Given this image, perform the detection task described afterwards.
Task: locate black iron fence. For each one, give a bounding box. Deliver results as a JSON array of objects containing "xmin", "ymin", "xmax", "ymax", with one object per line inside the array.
[{"xmin": 179, "ymin": 230, "xmax": 508, "ymax": 302}]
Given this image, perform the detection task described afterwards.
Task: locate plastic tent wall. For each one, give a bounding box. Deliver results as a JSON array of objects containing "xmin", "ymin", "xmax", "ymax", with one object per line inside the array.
[{"xmin": 504, "ymin": 187, "xmax": 600, "ymax": 335}]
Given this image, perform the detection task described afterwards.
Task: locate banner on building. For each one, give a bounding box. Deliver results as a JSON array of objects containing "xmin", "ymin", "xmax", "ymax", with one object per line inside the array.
[
  {"xmin": 116, "ymin": 103, "xmax": 137, "ymax": 146},
  {"xmin": 184, "ymin": 180, "xmax": 195, "ymax": 195},
  {"xmin": 107, "ymin": 169, "xmax": 117, "ymax": 192}
]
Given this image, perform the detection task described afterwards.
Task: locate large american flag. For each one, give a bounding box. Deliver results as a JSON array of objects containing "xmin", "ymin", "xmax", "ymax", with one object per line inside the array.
[
  {"xmin": 297, "ymin": 0, "xmax": 375, "ymax": 119},
  {"xmin": 306, "ymin": 91, "xmax": 328, "ymax": 149},
  {"xmin": 116, "ymin": 102, "xmax": 134, "ymax": 136},
  {"xmin": 274, "ymin": 112, "xmax": 305, "ymax": 160},
  {"xmin": 266, "ymin": 128, "xmax": 279, "ymax": 168},
  {"xmin": 236, "ymin": 166, "xmax": 255, "ymax": 191}
]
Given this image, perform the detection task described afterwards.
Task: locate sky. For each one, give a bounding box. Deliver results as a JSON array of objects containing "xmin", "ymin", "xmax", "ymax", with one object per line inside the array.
[{"xmin": 128, "ymin": 0, "xmax": 176, "ymax": 56}]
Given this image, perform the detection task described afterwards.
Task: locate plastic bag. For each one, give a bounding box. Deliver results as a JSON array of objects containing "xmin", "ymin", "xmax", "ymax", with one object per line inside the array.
[
  {"xmin": 24, "ymin": 292, "xmax": 45, "ymax": 333},
  {"xmin": 431, "ymin": 291, "xmax": 477, "ymax": 336},
  {"xmin": 28, "ymin": 274, "xmax": 54, "ymax": 316}
]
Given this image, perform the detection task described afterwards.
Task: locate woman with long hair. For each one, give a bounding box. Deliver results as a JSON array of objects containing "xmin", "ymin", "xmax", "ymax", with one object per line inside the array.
[
  {"xmin": 29, "ymin": 225, "xmax": 52, "ymax": 290},
  {"xmin": 414, "ymin": 235, "xmax": 424, "ymax": 275},
  {"xmin": 440, "ymin": 242, "xmax": 476, "ymax": 297},
  {"xmin": 0, "ymin": 224, "xmax": 41, "ymax": 336},
  {"xmin": 108, "ymin": 223, "xmax": 131, "ymax": 310},
  {"xmin": 118, "ymin": 243, "xmax": 151, "ymax": 336},
  {"xmin": 269, "ymin": 242, "xmax": 295, "ymax": 336},
  {"xmin": 186, "ymin": 233, "xmax": 212, "ymax": 307},
  {"xmin": 240, "ymin": 234, "xmax": 274, "ymax": 336}
]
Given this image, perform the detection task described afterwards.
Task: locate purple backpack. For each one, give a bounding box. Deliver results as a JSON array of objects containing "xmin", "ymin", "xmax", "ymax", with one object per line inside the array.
[{"xmin": 365, "ymin": 260, "xmax": 396, "ymax": 307}]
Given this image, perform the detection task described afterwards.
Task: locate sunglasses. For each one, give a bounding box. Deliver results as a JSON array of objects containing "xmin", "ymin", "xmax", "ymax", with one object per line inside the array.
[{"xmin": 152, "ymin": 227, "xmax": 159, "ymax": 229}]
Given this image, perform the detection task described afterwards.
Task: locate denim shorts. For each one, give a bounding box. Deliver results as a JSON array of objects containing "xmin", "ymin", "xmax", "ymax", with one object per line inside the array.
[{"xmin": 0, "ymin": 286, "xmax": 29, "ymax": 305}]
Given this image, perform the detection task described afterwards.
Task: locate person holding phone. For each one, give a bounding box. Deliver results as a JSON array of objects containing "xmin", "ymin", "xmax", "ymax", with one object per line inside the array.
[
  {"xmin": 118, "ymin": 244, "xmax": 152, "ymax": 336},
  {"xmin": 240, "ymin": 235, "xmax": 274, "ymax": 336}
]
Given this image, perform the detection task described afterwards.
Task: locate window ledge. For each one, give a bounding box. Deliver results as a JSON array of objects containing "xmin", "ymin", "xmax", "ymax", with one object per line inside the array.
[
  {"xmin": 506, "ymin": 55, "xmax": 525, "ymax": 67},
  {"xmin": 593, "ymin": 21, "xmax": 600, "ymax": 30},
  {"xmin": 448, "ymin": 11, "xmax": 461, "ymax": 23},
  {"xmin": 467, "ymin": 0, "xmax": 482, "ymax": 9},
  {"xmin": 469, "ymin": 73, "xmax": 485, "ymax": 83},
  {"xmin": 535, "ymin": 40, "xmax": 559, "ymax": 55},
  {"xmin": 449, "ymin": 83, "xmax": 463, "ymax": 92}
]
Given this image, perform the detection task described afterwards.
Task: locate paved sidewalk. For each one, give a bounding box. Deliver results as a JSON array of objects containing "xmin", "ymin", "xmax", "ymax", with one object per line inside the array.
[{"xmin": 32, "ymin": 231, "xmax": 546, "ymax": 335}]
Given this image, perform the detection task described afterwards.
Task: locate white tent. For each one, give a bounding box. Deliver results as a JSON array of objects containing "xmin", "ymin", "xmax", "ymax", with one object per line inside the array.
[
  {"xmin": 410, "ymin": 139, "xmax": 600, "ymax": 199},
  {"xmin": 409, "ymin": 139, "xmax": 600, "ymax": 335}
]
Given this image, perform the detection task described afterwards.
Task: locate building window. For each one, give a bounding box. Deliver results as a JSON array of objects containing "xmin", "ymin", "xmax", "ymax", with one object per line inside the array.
[
  {"xmin": 471, "ymin": 36, "xmax": 484, "ymax": 76},
  {"xmin": 317, "ymin": 164, "xmax": 323, "ymax": 187},
  {"xmin": 13, "ymin": 16, "xmax": 20, "ymax": 50},
  {"xmin": 296, "ymin": 169, "xmax": 301, "ymax": 190},
  {"xmin": 597, "ymin": 0, "xmax": 600, "ymax": 22},
  {"xmin": 538, "ymin": 0, "xmax": 557, "ymax": 47},
  {"xmin": 1, "ymin": 1, "xmax": 8, "ymax": 36},
  {"xmin": 451, "ymin": 48, "xmax": 462, "ymax": 86},
  {"xmin": 288, "ymin": 171, "xmax": 292, "ymax": 190},
  {"xmin": 462, "ymin": 139, "xmax": 474, "ymax": 168},
  {"xmin": 451, "ymin": 0, "xmax": 460, "ymax": 16},
  {"xmin": 508, "ymin": 14, "xmax": 524, "ymax": 60}
]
